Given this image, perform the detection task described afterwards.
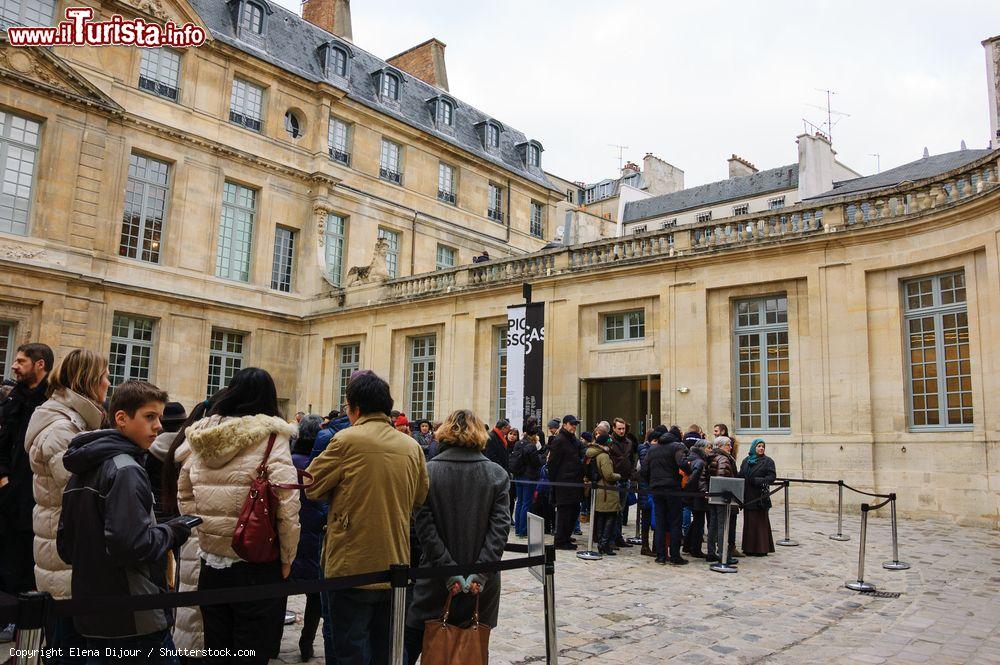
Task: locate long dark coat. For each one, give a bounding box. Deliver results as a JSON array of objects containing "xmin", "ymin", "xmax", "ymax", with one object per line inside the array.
[
  {"xmin": 407, "ymin": 445, "xmax": 510, "ymax": 629},
  {"xmin": 739, "ymin": 455, "xmax": 777, "ymax": 511},
  {"xmin": 546, "ymin": 428, "xmax": 584, "ymax": 506}
]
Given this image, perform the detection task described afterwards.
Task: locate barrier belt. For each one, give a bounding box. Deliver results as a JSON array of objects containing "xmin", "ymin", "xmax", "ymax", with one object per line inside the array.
[
  {"xmin": 776, "ymin": 477, "xmax": 842, "ymax": 486},
  {"xmin": 866, "ymin": 497, "xmax": 894, "ymax": 511},
  {"xmin": 511, "ymin": 477, "xmax": 770, "ymax": 509},
  {"xmin": 841, "ymin": 482, "xmax": 893, "ymax": 499}
]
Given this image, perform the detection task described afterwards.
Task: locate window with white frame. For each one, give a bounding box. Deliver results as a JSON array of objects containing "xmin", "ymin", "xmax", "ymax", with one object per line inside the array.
[
  {"xmin": 239, "ymin": 1, "xmax": 263, "ymax": 35},
  {"xmin": 495, "ymin": 326, "xmax": 507, "ymax": 421},
  {"xmin": 903, "ymin": 271, "xmax": 972, "ymax": 428},
  {"xmin": 324, "ymin": 212, "xmax": 346, "ymax": 286},
  {"xmin": 632, "ymin": 225, "xmax": 647, "ymax": 235},
  {"xmin": 437, "ymin": 162, "xmax": 455, "ymax": 204},
  {"xmin": 0, "ymin": 0, "xmax": 55, "ymax": 27},
  {"xmin": 120, "ymin": 153, "xmax": 169, "ymax": 263},
  {"xmin": 0, "ymin": 320, "xmax": 15, "ymax": 380},
  {"xmin": 138, "ymin": 48, "xmax": 181, "ymax": 101},
  {"xmin": 270, "ymin": 226, "xmax": 295, "ymax": 292},
  {"xmin": 229, "ymin": 78, "xmax": 264, "ymax": 132},
  {"xmin": 733, "ymin": 295, "xmax": 790, "ymax": 431},
  {"xmin": 377, "ymin": 227, "xmax": 400, "ymax": 278},
  {"xmin": 379, "ymin": 138, "xmax": 402, "ymax": 184},
  {"xmin": 380, "ymin": 72, "xmax": 400, "ymax": 101},
  {"xmin": 335, "ymin": 342, "xmax": 359, "ymax": 410},
  {"xmin": 487, "ymin": 183, "xmax": 503, "ymax": 222},
  {"xmin": 530, "ymin": 201, "xmax": 544, "ymax": 238},
  {"xmin": 566, "ymin": 189, "xmax": 574, "ymax": 203},
  {"xmin": 603, "ymin": 310, "xmax": 645, "ymax": 342},
  {"xmin": 215, "ymin": 182, "xmax": 256, "ymax": 282},
  {"xmin": 408, "ymin": 335, "xmax": 436, "ymax": 420},
  {"xmin": 436, "ymin": 99, "xmax": 453, "ymax": 126},
  {"xmin": 0, "ymin": 110, "xmax": 40, "ymax": 236},
  {"xmin": 329, "ymin": 47, "xmax": 348, "ymax": 77},
  {"xmin": 733, "ymin": 203, "xmax": 749, "ymax": 216},
  {"xmin": 486, "ymin": 123, "xmax": 500, "ymax": 148},
  {"xmin": 207, "ymin": 329, "xmax": 245, "ymax": 398},
  {"xmin": 695, "ymin": 211, "xmax": 713, "ymax": 223},
  {"xmin": 435, "ymin": 244, "xmax": 455, "ymax": 271},
  {"xmin": 527, "ymin": 144, "xmax": 540, "ymax": 167},
  {"xmin": 661, "ymin": 219, "xmax": 677, "ymax": 229},
  {"xmin": 328, "ymin": 116, "xmax": 351, "ymax": 165},
  {"xmin": 108, "ymin": 314, "xmax": 154, "ymax": 390},
  {"xmin": 767, "ymin": 196, "xmax": 786, "ymax": 210}
]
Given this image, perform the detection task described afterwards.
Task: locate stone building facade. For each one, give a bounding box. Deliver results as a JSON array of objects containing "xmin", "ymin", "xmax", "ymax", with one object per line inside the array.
[{"xmin": 0, "ymin": 3, "xmax": 998, "ymax": 527}]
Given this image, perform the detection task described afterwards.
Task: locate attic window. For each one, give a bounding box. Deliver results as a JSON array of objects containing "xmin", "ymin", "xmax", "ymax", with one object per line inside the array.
[
  {"xmin": 436, "ymin": 99, "xmax": 453, "ymax": 126},
  {"xmin": 239, "ymin": 2, "xmax": 263, "ymax": 35},
  {"xmin": 380, "ymin": 72, "xmax": 400, "ymax": 101},
  {"xmin": 330, "ymin": 46, "xmax": 347, "ymax": 77},
  {"xmin": 486, "ymin": 123, "xmax": 500, "ymax": 148},
  {"xmin": 527, "ymin": 144, "xmax": 540, "ymax": 167}
]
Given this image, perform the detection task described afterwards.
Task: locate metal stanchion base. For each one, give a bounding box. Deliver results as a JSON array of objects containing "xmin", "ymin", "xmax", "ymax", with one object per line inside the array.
[
  {"xmin": 777, "ymin": 539, "xmax": 799, "ymax": 547},
  {"xmin": 846, "ymin": 580, "xmax": 877, "ymax": 592},
  {"xmin": 576, "ymin": 550, "xmax": 602, "ymax": 561},
  {"xmin": 829, "ymin": 534, "xmax": 850, "ymax": 541},
  {"xmin": 710, "ymin": 562, "xmax": 738, "ymax": 574},
  {"xmin": 626, "ymin": 536, "xmax": 643, "ymax": 545},
  {"xmin": 882, "ymin": 560, "xmax": 910, "ymax": 570}
]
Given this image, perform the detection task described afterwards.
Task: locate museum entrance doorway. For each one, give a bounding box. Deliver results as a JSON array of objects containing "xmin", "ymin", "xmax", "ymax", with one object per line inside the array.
[{"xmin": 580, "ymin": 375, "xmax": 661, "ymax": 439}]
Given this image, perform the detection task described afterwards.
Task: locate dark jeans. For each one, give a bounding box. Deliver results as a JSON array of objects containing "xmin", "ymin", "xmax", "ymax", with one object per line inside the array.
[
  {"xmin": 684, "ymin": 509, "xmax": 706, "ymax": 553},
  {"xmin": 652, "ymin": 495, "xmax": 683, "ymax": 560},
  {"xmin": 554, "ymin": 503, "xmax": 578, "ymax": 546},
  {"xmin": 84, "ymin": 629, "xmax": 167, "ymax": 665},
  {"xmin": 198, "ymin": 559, "xmax": 284, "ymax": 665},
  {"xmin": 514, "ymin": 480, "xmax": 535, "ymax": 536},
  {"xmin": 47, "ymin": 616, "xmax": 87, "ymax": 664},
  {"xmin": 593, "ymin": 511, "xmax": 618, "ymax": 549},
  {"xmin": 404, "ymin": 624, "xmax": 423, "ymax": 665},
  {"xmin": 320, "ymin": 590, "xmax": 335, "ymax": 664},
  {"xmin": 0, "ymin": 529, "xmax": 35, "ymax": 595},
  {"xmin": 327, "ymin": 588, "xmax": 392, "ymax": 665},
  {"xmin": 300, "ymin": 592, "xmax": 321, "ymax": 652}
]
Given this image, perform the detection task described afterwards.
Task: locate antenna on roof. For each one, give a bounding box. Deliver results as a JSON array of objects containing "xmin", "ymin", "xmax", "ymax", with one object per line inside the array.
[
  {"xmin": 805, "ymin": 89, "xmax": 850, "ymax": 142},
  {"xmin": 867, "ymin": 153, "xmax": 880, "ymax": 174},
  {"xmin": 608, "ymin": 144, "xmax": 629, "ymax": 171}
]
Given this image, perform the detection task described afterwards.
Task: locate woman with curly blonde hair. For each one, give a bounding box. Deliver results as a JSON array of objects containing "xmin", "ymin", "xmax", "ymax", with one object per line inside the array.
[{"xmin": 404, "ymin": 410, "xmax": 510, "ymax": 663}]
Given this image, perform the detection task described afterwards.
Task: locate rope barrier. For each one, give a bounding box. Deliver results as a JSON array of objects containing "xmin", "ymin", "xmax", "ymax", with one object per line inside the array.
[{"xmin": 841, "ymin": 482, "xmax": 894, "ymax": 499}]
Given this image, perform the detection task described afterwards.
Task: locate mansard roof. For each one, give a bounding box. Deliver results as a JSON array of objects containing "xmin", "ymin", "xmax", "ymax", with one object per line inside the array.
[{"xmin": 186, "ymin": 0, "xmax": 556, "ymax": 192}]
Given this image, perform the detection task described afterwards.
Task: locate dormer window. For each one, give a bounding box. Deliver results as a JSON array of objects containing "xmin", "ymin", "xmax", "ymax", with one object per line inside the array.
[
  {"xmin": 437, "ymin": 99, "xmax": 453, "ymax": 126},
  {"xmin": 232, "ymin": 0, "xmax": 270, "ymax": 47},
  {"xmin": 517, "ymin": 140, "xmax": 543, "ymax": 168},
  {"xmin": 528, "ymin": 144, "xmax": 540, "ymax": 167},
  {"xmin": 239, "ymin": 2, "xmax": 262, "ymax": 34},
  {"xmin": 486, "ymin": 123, "xmax": 500, "ymax": 148},
  {"xmin": 380, "ymin": 71, "xmax": 400, "ymax": 101},
  {"xmin": 318, "ymin": 42, "xmax": 350, "ymax": 79}
]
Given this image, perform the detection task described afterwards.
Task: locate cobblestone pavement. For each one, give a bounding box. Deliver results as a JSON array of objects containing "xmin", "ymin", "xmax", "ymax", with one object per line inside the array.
[{"xmin": 274, "ymin": 504, "xmax": 1000, "ymax": 665}]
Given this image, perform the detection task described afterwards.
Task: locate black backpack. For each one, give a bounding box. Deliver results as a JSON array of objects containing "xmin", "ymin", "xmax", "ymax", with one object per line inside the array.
[
  {"xmin": 509, "ymin": 442, "xmax": 526, "ymax": 476},
  {"xmin": 585, "ymin": 448, "xmax": 606, "ymax": 485}
]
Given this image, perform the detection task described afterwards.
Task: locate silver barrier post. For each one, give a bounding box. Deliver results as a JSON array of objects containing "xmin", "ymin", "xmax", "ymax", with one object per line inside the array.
[
  {"xmin": 710, "ymin": 497, "xmax": 738, "ymax": 574},
  {"xmin": 14, "ymin": 592, "xmax": 50, "ymax": 665},
  {"xmin": 576, "ymin": 485, "xmax": 602, "ymax": 560},
  {"xmin": 543, "ymin": 544, "xmax": 559, "ymax": 665},
  {"xmin": 776, "ymin": 481, "xmax": 798, "ymax": 546},
  {"xmin": 389, "ymin": 564, "xmax": 408, "ymax": 665},
  {"xmin": 882, "ymin": 494, "xmax": 911, "ymax": 571},
  {"xmin": 829, "ymin": 480, "xmax": 850, "ymax": 541},
  {"xmin": 846, "ymin": 504, "xmax": 876, "ymax": 592},
  {"xmin": 626, "ymin": 487, "xmax": 643, "ymax": 545}
]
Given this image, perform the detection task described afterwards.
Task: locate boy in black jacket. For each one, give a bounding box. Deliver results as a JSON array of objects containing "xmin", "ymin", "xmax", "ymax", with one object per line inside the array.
[{"xmin": 58, "ymin": 380, "xmax": 193, "ymax": 663}]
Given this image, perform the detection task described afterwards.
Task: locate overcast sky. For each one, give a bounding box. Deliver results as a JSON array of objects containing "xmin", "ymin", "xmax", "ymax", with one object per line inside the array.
[{"xmin": 273, "ymin": 0, "xmax": 998, "ymax": 186}]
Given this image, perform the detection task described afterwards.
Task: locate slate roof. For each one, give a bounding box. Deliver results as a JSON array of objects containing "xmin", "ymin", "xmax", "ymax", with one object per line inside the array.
[
  {"xmin": 622, "ymin": 164, "xmax": 798, "ymax": 223},
  {"xmin": 185, "ymin": 0, "xmax": 557, "ymax": 191},
  {"xmin": 806, "ymin": 149, "xmax": 992, "ymax": 200}
]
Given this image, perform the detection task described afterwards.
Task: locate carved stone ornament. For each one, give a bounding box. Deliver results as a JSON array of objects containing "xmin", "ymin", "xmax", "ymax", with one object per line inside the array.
[
  {"xmin": 345, "ymin": 238, "xmax": 390, "ymax": 286},
  {"xmin": 0, "ymin": 48, "xmax": 62, "ymax": 88},
  {"xmin": 1, "ymin": 244, "xmax": 47, "ymax": 260},
  {"xmin": 121, "ymin": 0, "xmax": 169, "ymax": 20},
  {"xmin": 314, "ymin": 205, "xmax": 333, "ymax": 247}
]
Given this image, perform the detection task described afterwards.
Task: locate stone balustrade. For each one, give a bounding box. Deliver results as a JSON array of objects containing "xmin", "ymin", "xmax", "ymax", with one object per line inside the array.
[{"xmin": 375, "ymin": 153, "xmax": 1000, "ymax": 303}]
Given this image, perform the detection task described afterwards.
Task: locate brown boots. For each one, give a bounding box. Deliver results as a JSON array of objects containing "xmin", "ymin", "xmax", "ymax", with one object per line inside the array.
[{"xmin": 640, "ymin": 528, "xmax": 654, "ymax": 557}]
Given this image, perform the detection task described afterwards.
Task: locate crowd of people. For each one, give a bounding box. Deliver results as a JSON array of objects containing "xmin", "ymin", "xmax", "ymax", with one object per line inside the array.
[{"xmin": 0, "ymin": 341, "xmax": 779, "ymax": 664}]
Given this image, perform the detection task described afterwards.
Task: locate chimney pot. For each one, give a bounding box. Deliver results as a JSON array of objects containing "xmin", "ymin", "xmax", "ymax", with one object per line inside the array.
[{"xmin": 387, "ymin": 38, "xmax": 449, "ymax": 91}]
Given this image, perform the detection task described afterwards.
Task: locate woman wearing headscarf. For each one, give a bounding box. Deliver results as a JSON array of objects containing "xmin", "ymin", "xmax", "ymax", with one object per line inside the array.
[
  {"xmin": 405, "ymin": 409, "xmax": 510, "ymax": 664},
  {"xmin": 739, "ymin": 438, "xmax": 776, "ymax": 556}
]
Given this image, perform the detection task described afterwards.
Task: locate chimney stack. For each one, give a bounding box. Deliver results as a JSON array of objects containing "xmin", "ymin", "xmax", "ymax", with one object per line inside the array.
[
  {"xmin": 302, "ymin": 0, "xmax": 353, "ymax": 41},
  {"xmin": 387, "ymin": 38, "xmax": 449, "ymax": 91},
  {"xmin": 727, "ymin": 154, "xmax": 758, "ymax": 178},
  {"xmin": 797, "ymin": 133, "xmax": 835, "ymax": 199},
  {"xmin": 642, "ymin": 153, "xmax": 684, "ymax": 195},
  {"xmin": 984, "ymin": 35, "xmax": 1000, "ymax": 148}
]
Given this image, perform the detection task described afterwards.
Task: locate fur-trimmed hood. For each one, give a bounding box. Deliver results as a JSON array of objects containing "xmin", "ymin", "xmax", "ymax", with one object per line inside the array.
[{"xmin": 185, "ymin": 414, "xmax": 297, "ymax": 468}]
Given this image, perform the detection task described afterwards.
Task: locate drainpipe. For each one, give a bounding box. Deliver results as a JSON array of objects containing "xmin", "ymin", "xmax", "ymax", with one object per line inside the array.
[
  {"xmin": 505, "ymin": 177, "xmax": 512, "ymax": 244},
  {"xmin": 409, "ymin": 210, "xmax": 418, "ymax": 276}
]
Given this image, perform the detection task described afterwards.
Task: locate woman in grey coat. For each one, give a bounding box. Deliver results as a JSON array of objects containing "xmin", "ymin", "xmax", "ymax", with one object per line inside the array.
[{"xmin": 405, "ymin": 409, "xmax": 511, "ymax": 664}]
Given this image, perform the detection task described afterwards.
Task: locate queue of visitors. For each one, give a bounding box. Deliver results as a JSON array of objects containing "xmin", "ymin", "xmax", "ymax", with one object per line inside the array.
[{"xmin": 0, "ymin": 341, "xmax": 778, "ymax": 663}]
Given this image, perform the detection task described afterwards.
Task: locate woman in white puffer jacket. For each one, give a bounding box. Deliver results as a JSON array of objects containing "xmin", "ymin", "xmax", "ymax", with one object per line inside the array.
[{"xmin": 23, "ymin": 349, "xmax": 108, "ymax": 656}]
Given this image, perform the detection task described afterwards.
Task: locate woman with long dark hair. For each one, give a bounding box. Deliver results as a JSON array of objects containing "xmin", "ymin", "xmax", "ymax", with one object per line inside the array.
[
  {"xmin": 175, "ymin": 368, "xmax": 300, "ymax": 665},
  {"xmin": 739, "ymin": 438, "xmax": 777, "ymax": 556}
]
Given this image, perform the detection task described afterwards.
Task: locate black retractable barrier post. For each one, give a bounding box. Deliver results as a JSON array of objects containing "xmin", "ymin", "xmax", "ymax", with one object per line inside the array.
[
  {"xmin": 882, "ymin": 494, "xmax": 910, "ymax": 571},
  {"xmin": 14, "ymin": 592, "xmax": 50, "ymax": 665},
  {"xmin": 776, "ymin": 481, "xmax": 798, "ymax": 546},
  {"xmin": 543, "ymin": 544, "xmax": 558, "ymax": 665},
  {"xmin": 829, "ymin": 480, "xmax": 850, "ymax": 541},
  {"xmin": 389, "ymin": 564, "xmax": 408, "ymax": 665},
  {"xmin": 846, "ymin": 504, "xmax": 876, "ymax": 592},
  {"xmin": 709, "ymin": 496, "xmax": 738, "ymax": 574}
]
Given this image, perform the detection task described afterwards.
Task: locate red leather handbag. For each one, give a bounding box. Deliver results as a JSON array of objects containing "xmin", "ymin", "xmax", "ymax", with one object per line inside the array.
[{"xmin": 232, "ymin": 433, "xmax": 312, "ymax": 563}]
